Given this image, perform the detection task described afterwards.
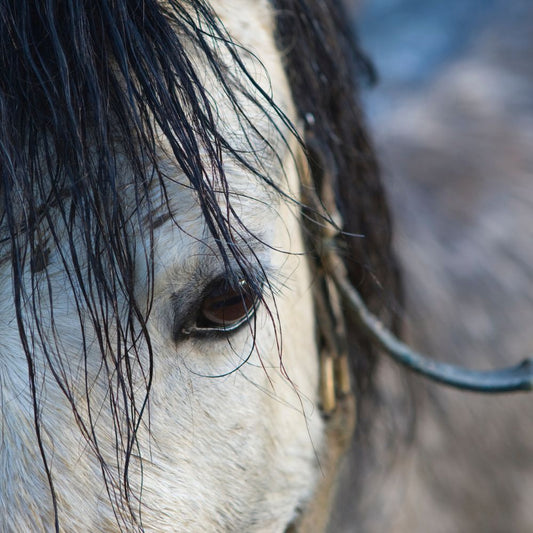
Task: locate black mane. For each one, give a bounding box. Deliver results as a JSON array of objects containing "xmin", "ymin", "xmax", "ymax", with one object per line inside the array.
[{"xmin": 0, "ymin": 0, "xmax": 399, "ymax": 530}]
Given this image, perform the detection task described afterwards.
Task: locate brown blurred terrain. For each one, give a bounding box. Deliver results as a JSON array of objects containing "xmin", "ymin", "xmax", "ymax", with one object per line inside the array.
[{"xmin": 332, "ymin": 1, "xmax": 533, "ymax": 531}]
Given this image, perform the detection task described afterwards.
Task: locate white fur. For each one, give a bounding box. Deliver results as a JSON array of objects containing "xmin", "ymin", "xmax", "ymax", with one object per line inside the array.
[{"xmin": 0, "ymin": 1, "xmax": 324, "ymax": 531}]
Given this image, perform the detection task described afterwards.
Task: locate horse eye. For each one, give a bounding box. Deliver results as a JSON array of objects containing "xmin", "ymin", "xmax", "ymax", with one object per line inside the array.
[{"xmin": 184, "ymin": 278, "xmax": 259, "ymax": 335}]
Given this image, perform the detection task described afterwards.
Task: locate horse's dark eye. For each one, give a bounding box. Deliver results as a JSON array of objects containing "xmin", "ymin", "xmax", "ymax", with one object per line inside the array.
[{"xmin": 183, "ymin": 278, "xmax": 259, "ymax": 335}]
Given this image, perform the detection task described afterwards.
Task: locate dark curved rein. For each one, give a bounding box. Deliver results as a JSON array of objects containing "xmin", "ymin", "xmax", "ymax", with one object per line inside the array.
[{"xmin": 328, "ymin": 251, "xmax": 533, "ymax": 394}]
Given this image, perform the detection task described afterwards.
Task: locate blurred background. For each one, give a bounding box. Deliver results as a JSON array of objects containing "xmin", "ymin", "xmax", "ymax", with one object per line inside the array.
[{"xmin": 333, "ymin": 1, "xmax": 533, "ymax": 531}]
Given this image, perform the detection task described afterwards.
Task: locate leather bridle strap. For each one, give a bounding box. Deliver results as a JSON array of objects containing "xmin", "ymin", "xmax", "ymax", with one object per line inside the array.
[
  {"xmin": 283, "ymin": 259, "xmax": 355, "ymax": 532},
  {"xmin": 285, "ymin": 274, "xmax": 356, "ymax": 533}
]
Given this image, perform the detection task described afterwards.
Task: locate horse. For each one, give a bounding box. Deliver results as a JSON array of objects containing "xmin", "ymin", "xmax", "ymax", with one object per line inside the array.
[{"xmin": 1, "ymin": 0, "xmax": 532, "ymax": 531}]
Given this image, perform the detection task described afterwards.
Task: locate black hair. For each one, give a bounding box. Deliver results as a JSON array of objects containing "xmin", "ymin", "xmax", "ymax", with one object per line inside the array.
[{"xmin": 0, "ymin": 0, "xmax": 400, "ymax": 530}]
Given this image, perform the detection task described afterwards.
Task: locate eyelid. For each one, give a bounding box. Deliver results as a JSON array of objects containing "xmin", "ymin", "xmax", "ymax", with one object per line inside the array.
[{"xmin": 181, "ymin": 309, "xmax": 255, "ymax": 335}]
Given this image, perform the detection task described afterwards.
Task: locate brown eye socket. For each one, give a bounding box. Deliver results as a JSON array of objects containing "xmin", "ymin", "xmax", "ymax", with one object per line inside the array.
[{"xmin": 192, "ymin": 278, "xmax": 259, "ymax": 333}]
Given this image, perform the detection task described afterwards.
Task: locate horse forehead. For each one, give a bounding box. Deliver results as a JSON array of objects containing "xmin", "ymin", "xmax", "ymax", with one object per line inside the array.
[{"xmin": 182, "ymin": 0, "xmax": 278, "ymax": 48}]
